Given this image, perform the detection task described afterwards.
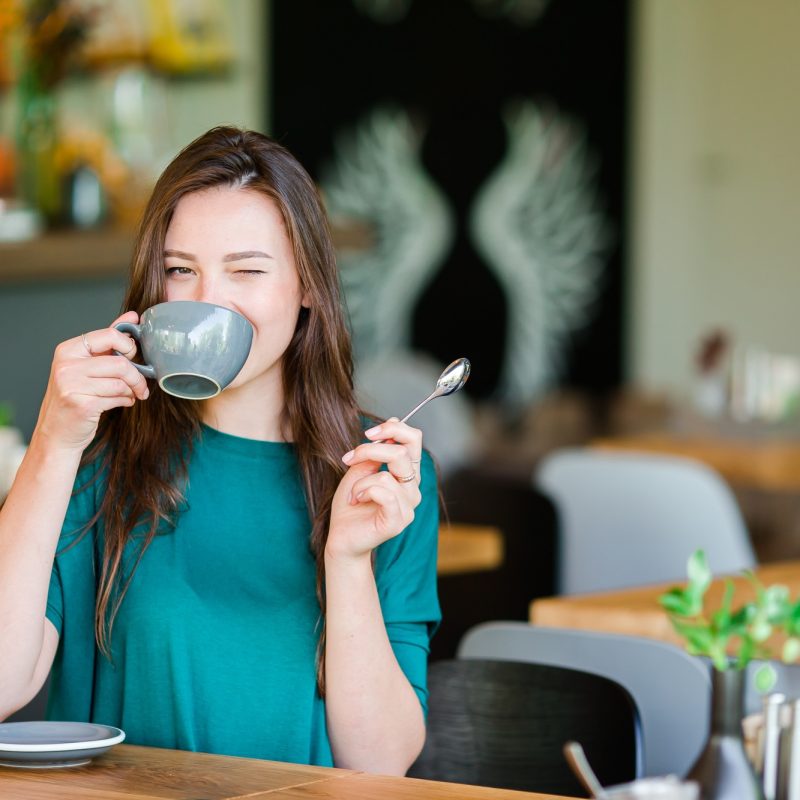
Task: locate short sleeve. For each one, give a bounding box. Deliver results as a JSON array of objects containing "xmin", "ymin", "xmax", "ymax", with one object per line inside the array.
[
  {"xmin": 45, "ymin": 461, "xmax": 101, "ymax": 637},
  {"xmin": 45, "ymin": 561, "xmax": 64, "ymax": 635},
  {"xmin": 374, "ymin": 450, "xmax": 441, "ymax": 715}
]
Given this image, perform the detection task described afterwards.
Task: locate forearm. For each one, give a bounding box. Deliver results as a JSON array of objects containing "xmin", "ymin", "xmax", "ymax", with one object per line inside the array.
[
  {"xmin": 324, "ymin": 549, "xmax": 426, "ymax": 775},
  {"xmin": 0, "ymin": 433, "xmax": 79, "ymax": 710}
]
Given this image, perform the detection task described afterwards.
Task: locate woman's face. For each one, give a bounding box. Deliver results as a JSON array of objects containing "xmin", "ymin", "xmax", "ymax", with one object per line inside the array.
[{"xmin": 163, "ymin": 186, "xmax": 309, "ymax": 397}]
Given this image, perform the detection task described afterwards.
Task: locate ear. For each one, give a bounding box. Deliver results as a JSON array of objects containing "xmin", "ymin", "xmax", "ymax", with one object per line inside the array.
[{"xmin": 301, "ymin": 291, "xmax": 311, "ymax": 309}]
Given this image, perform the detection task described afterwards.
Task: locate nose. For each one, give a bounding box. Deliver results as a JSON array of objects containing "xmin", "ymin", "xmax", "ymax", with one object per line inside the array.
[{"xmin": 192, "ymin": 276, "xmax": 225, "ymax": 307}]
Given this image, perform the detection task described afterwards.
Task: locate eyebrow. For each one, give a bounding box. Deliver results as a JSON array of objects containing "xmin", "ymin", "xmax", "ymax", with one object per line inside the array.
[{"xmin": 163, "ymin": 249, "xmax": 273, "ymax": 261}]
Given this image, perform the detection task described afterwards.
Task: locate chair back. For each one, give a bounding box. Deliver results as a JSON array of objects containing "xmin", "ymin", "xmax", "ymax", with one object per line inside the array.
[
  {"xmin": 536, "ymin": 448, "xmax": 756, "ymax": 594},
  {"xmin": 433, "ymin": 465, "xmax": 557, "ymax": 659},
  {"xmin": 458, "ymin": 621, "xmax": 711, "ymax": 777},
  {"xmin": 409, "ymin": 658, "xmax": 639, "ymax": 795}
]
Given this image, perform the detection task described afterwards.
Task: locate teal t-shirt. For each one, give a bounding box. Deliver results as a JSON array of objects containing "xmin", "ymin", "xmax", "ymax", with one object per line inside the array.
[{"xmin": 45, "ymin": 424, "xmax": 441, "ymax": 766}]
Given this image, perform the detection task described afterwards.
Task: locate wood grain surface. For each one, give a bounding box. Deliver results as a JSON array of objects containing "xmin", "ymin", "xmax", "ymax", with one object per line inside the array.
[
  {"xmin": 0, "ymin": 743, "xmax": 569, "ymax": 799},
  {"xmin": 251, "ymin": 771, "xmax": 566, "ymax": 799},
  {"xmin": 0, "ymin": 744, "xmax": 352, "ymax": 800},
  {"xmin": 530, "ymin": 559, "xmax": 800, "ymax": 651}
]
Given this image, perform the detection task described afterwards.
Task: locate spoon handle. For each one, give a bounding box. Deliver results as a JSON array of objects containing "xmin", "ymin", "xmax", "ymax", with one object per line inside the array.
[
  {"xmin": 372, "ymin": 391, "xmax": 438, "ymax": 445},
  {"xmin": 399, "ymin": 391, "xmax": 438, "ymax": 425},
  {"xmin": 563, "ymin": 741, "xmax": 606, "ymax": 798}
]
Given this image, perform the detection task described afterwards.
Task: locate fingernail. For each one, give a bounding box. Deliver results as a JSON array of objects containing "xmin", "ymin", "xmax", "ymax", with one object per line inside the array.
[
  {"xmin": 342, "ymin": 450, "xmax": 354, "ymax": 463},
  {"xmin": 364, "ymin": 425, "xmax": 381, "ymax": 437},
  {"xmin": 143, "ymin": 388, "xmax": 150, "ymax": 399},
  {"xmin": 355, "ymin": 491, "xmax": 366, "ymax": 501}
]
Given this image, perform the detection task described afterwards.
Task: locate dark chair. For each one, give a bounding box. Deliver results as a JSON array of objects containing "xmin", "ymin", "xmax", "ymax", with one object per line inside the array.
[
  {"xmin": 408, "ymin": 659, "xmax": 640, "ymax": 795},
  {"xmin": 459, "ymin": 622, "xmax": 709, "ymax": 777},
  {"xmin": 433, "ymin": 466, "xmax": 558, "ymax": 661}
]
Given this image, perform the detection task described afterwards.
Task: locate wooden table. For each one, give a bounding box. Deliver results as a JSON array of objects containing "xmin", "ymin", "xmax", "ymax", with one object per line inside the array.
[
  {"xmin": 438, "ymin": 524, "xmax": 504, "ymax": 575},
  {"xmin": 0, "ymin": 743, "xmax": 566, "ymax": 799},
  {"xmin": 530, "ymin": 559, "xmax": 800, "ymax": 650},
  {"xmin": 593, "ymin": 433, "xmax": 800, "ymax": 493}
]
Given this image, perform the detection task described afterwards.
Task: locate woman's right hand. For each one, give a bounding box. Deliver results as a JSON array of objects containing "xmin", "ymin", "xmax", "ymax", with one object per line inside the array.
[{"xmin": 34, "ymin": 311, "xmax": 150, "ymax": 452}]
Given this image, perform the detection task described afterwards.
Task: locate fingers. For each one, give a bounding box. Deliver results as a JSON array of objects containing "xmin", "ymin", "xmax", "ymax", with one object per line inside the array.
[
  {"xmin": 365, "ymin": 417, "xmax": 423, "ymax": 459},
  {"xmin": 342, "ymin": 418, "xmax": 423, "ymax": 486},
  {"xmin": 83, "ymin": 356, "xmax": 149, "ymax": 399},
  {"xmin": 77, "ymin": 327, "xmax": 138, "ymax": 360},
  {"xmin": 53, "ymin": 353, "xmax": 149, "ymax": 403},
  {"xmin": 67, "ymin": 310, "xmax": 141, "ymax": 362},
  {"xmin": 347, "ymin": 475, "xmax": 418, "ymax": 527}
]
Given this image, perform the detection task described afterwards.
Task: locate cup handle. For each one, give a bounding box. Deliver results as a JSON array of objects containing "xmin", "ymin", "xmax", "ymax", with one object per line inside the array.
[{"xmin": 114, "ymin": 322, "xmax": 157, "ymax": 381}]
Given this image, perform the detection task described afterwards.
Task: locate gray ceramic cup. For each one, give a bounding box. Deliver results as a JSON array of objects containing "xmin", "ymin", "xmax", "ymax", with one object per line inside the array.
[{"xmin": 115, "ymin": 301, "xmax": 254, "ymax": 400}]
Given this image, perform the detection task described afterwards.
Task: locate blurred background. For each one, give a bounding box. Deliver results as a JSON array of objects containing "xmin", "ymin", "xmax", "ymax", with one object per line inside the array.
[{"xmin": 1, "ymin": 0, "xmax": 800, "ymax": 653}]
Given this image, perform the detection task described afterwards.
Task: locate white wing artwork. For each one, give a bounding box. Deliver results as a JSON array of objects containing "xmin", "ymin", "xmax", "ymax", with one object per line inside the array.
[
  {"xmin": 322, "ymin": 108, "xmax": 479, "ymax": 476},
  {"xmin": 469, "ymin": 100, "xmax": 612, "ymax": 409},
  {"xmin": 321, "ymin": 106, "xmax": 455, "ymax": 362}
]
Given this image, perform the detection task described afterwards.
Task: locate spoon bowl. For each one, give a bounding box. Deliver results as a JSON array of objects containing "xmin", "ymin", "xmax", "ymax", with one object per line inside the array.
[
  {"xmin": 431, "ymin": 358, "xmax": 471, "ymax": 399},
  {"xmin": 399, "ymin": 357, "xmax": 471, "ymax": 424}
]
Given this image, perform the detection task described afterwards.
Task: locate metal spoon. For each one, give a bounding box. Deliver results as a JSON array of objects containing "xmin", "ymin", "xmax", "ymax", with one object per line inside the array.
[
  {"xmin": 398, "ymin": 357, "xmax": 471, "ymax": 425},
  {"xmin": 563, "ymin": 741, "xmax": 607, "ymax": 799}
]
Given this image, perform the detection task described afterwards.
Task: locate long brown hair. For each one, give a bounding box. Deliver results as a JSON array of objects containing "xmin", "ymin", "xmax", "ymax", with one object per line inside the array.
[{"xmin": 83, "ymin": 127, "xmax": 363, "ymax": 686}]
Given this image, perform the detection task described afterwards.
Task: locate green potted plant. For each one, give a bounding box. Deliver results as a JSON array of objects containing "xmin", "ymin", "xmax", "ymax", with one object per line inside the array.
[{"xmin": 659, "ymin": 550, "xmax": 800, "ymax": 800}]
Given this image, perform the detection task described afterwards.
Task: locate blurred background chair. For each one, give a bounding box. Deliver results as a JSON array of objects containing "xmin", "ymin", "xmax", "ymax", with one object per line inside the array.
[
  {"xmin": 536, "ymin": 447, "xmax": 756, "ymax": 595},
  {"xmin": 458, "ymin": 621, "xmax": 711, "ymax": 777},
  {"xmin": 432, "ymin": 465, "xmax": 557, "ymax": 660},
  {"xmin": 408, "ymin": 658, "xmax": 639, "ymax": 795}
]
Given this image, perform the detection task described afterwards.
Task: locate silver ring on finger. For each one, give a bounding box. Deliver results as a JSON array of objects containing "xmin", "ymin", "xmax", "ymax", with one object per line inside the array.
[
  {"xmin": 396, "ymin": 472, "xmax": 417, "ymax": 483},
  {"xmin": 81, "ymin": 333, "xmax": 93, "ymax": 356}
]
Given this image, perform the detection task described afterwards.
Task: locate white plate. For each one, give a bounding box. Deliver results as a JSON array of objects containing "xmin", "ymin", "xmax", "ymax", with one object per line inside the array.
[{"xmin": 0, "ymin": 721, "xmax": 125, "ymax": 768}]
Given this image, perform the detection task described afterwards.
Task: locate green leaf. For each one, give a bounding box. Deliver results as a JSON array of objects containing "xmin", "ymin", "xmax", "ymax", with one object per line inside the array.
[
  {"xmin": 755, "ymin": 663, "xmax": 778, "ymax": 693},
  {"xmin": 751, "ymin": 619, "xmax": 773, "ymax": 642},
  {"xmin": 669, "ymin": 619, "xmax": 715, "ymax": 655},
  {"xmin": 712, "ymin": 581, "xmax": 735, "ymax": 632},
  {"xmin": 687, "ymin": 550, "xmax": 712, "ymax": 598},
  {"xmin": 738, "ymin": 636, "xmax": 755, "ymax": 667},
  {"xmin": 0, "ymin": 403, "xmax": 13, "ymax": 427},
  {"xmin": 784, "ymin": 638, "xmax": 800, "ymax": 663},
  {"xmin": 763, "ymin": 585, "xmax": 791, "ymax": 620},
  {"xmin": 659, "ymin": 588, "xmax": 694, "ymax": 617},
  {"xmin": 787, "ymin": 603, "xmax": 800, "ymax": 637},
  {"xmin": 730, "ymin": 604, "xmax": 757, "ymax": 631},
  {"xmin": 710, "ymin": 642, "xmax": 730, "ymax": 671}
]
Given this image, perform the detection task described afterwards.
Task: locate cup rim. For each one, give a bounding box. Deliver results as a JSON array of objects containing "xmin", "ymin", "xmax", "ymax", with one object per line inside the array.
[
  {"xmin": 159, "ymin": 372, "xmax": 222, "ymax": 400},
  {"xmin": 147, "ymin": 300, "xmax": 250, "ymax": 322}
]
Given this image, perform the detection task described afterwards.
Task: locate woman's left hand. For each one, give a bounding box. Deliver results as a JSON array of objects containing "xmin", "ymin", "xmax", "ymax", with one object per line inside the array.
[{"xmin": 327, "ymin": 418, "xmax": 423, "ymax": 562}]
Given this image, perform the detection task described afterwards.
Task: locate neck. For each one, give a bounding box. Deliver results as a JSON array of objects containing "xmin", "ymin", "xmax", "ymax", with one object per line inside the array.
[{"xmin": 201, "ymin": 372, "xmax": 289, "ymax": 442}]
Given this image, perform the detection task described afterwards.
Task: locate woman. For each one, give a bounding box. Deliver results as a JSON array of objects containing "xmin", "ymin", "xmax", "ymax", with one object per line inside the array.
[{"xmin": 0, "ymin": 127, "xmax": 440, "ymax": 775}]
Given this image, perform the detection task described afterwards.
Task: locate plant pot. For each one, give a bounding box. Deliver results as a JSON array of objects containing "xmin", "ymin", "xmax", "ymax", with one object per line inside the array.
[{"xmin": 688, "ymin": 667, "xmax": 764, "ymax": 800}]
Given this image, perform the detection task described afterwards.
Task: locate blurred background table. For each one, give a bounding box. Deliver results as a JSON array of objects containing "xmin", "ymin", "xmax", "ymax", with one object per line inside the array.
[
  {"xmin": 438, "ymin": 524, "xmax": 504, "ymax": 576},
  {"xmin": 593, "ymin": 433, "xmax": 800, "ymax": 493},
  {"xmin": 530, "ymin": 559, "xmax": 800, "ymax": 651}
]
